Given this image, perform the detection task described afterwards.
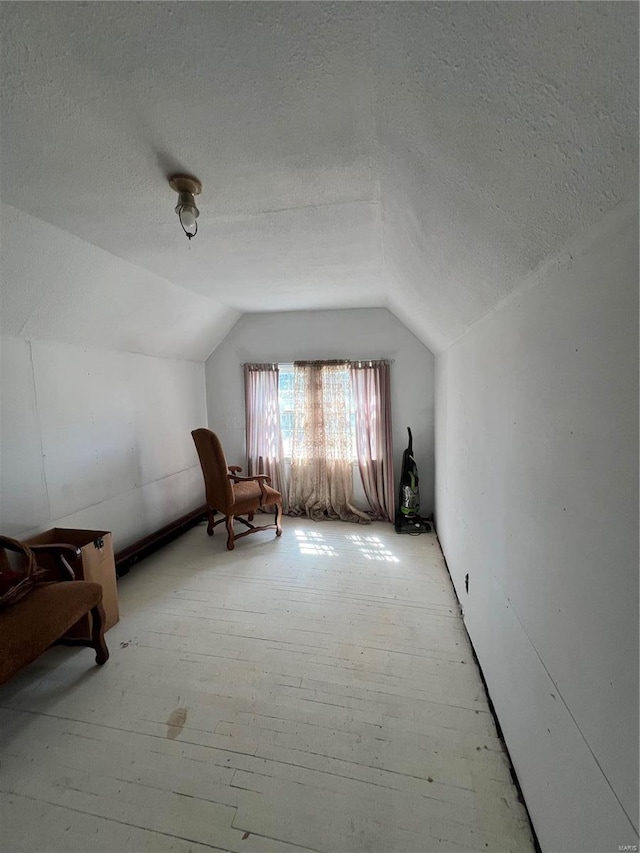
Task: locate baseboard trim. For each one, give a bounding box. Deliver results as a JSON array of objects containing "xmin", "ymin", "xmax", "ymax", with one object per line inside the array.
[{"xmin": 114, "ymin": 505, "xmax": 207, "ymax": 577}]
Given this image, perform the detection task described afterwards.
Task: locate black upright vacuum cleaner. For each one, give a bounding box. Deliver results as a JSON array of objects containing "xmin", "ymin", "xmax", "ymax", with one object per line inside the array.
[{"xmin": 395, "ymin": 427, "xmax": 431, "ymax": 534}]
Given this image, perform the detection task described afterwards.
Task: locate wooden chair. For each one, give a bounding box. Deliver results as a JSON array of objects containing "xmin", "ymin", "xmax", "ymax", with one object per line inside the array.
[{"xmin": 191, "ymin": 428, "xmax": 283, "ymax": 551}]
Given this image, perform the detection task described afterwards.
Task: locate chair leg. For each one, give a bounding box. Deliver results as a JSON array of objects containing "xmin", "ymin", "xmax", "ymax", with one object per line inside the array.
[
  {"xmin": 225, "ymin": 515, "xmax": 235, "ymax": 550},
  {"xmin": 90, "ymin": 602, "xmax": 109, "ymax": 665},
  {"xmin": 248, "ymin": 511, "xmax": 254, "ymax": 521},
  {"xmin": 207, "ymin": 507, "xmax": 216, "ymax": 536},
  {"xmin": 275, "ymin": 500, "xmax": 283, "ymax": 537}
]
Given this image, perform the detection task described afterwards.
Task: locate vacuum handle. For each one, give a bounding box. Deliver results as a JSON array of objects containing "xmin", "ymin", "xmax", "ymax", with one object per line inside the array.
[{"xmin": 407, "ymin": 427, "xmax": 413, "ymax": 453}]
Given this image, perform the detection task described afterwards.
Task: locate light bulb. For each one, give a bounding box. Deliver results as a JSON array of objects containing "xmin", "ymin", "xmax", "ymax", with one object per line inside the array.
[{"xmin": 179, "ymin": 206, "xmax": 197, "ymax": 233}]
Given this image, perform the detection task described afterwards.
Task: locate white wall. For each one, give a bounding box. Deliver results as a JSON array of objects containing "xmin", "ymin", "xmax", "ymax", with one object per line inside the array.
[
  {"xmin": 204, "ymin": 308, "xmax": 436, "ymax": 516},
  {"xmin": 0, "ymin": 202, "xmax": 211, "ymax": 551},
  {"xmin": 435, "ymin": 201, "xmax": 639, "ymax": 851},
  {"xmin": 1, "ymin": 338, "xmax": 206, "ymax": 550}
]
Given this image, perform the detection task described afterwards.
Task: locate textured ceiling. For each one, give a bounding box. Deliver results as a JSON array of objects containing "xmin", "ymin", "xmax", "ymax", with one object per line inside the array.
[{"xmin": 1, "ymin": 2, "xmax": 637, "ymax": 358}]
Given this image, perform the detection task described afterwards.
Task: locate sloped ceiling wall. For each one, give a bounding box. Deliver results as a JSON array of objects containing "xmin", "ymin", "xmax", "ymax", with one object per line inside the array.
[
  {"xmin": 1, "ymin": 203, "xmax": 239, "ymax": 361},
  {"xmin": 1, "ymin": 3, "xmax": 637, "ymax": 357},
  {"xmin": 376, "ymin": 3, "xmax": 638, "ymax": 351}
]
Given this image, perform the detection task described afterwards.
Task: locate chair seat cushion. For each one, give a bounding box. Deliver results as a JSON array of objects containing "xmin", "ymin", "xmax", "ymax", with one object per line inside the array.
[
  {"xmin": 0, "ymin": 581, "xmax": 102, "ymax": 684},
  {"xmin": 231, "ymin": 481, "xmax": 281, "ymax": 515}
]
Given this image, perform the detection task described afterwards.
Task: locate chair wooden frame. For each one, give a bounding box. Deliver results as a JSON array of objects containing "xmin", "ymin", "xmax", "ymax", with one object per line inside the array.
[{"xmin": 192, "ymin": 429, "xmax": 283, "ymax": 551}]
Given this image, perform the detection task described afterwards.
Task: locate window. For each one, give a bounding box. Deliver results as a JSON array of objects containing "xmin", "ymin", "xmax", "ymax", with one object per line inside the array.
[
  {"xmin": 277, "ymin": 363, "xmax": 357, "ymax": 461},
  {"xmin": 245, "ymin": 359, "xmax": 394, "ymax": 521},
  {"xmin": 277, "ymin": 363, "xmax": 295, "ymax": 458}
]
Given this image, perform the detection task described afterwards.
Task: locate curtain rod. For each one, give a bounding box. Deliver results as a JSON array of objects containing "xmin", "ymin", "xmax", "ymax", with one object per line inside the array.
[{"xmin": 243, "ymin": 359, "xmax": 395, "ymax": 367}]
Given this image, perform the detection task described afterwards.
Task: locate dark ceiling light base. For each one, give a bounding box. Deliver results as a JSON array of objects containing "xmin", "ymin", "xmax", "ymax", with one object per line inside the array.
[{"xmin": 169, "ymin": 175, "xmax": 202, "ymax": 197}]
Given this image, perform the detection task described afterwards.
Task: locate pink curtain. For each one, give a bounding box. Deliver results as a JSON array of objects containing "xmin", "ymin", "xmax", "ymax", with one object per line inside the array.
[
  {"xmin": 351, "ymin": 361, "xmax": 395, "ymax": 523},
  {"xmin": 244, "ymin": 363, "xmax": 288, "ymax": 511}
]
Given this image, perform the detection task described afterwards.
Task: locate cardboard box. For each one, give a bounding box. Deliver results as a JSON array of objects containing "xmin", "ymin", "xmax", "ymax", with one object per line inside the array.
[{"xmin": 25, "ymin": 528, "xmax": 119, "ymax": 638}]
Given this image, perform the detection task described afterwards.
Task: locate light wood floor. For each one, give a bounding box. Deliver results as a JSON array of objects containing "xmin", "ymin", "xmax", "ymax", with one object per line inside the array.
[{"xmin": 0, "ymin": 518, "xmax": 535, "ymax": 853}]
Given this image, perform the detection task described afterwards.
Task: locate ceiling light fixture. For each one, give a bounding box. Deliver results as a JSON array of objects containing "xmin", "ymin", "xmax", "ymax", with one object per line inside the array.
[{"xmin": 169, "ymin": 174, "xmax": 202, "ymax": 241}]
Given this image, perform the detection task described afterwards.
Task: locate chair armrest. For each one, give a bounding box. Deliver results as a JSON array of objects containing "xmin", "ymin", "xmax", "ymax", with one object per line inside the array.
[
  {"xmin": 228, "ymin": 465, "xmax": 243, "ymax": 474},
  {"xmin": 227, "ymin": 472, "xmax": 272, "ymax": 502},
  {"xmin": 227, "ymin": 473, "xmax": 271, "ymax": 484},
  {"xmin": 29, "ymin": 543, "xmax": 81, "ymax": 580}
]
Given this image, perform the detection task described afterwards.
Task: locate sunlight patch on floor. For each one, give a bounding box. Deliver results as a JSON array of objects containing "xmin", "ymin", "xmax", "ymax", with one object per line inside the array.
[
  {"xmin": 294, "ymin": 528, "xmax": 400, "ymax": 563},
  {"xmin": 346, "ymin": 533, "xmax": 400, "ymax": 563},
  {"xmin": 294, "ymin": 528, "xmax": 339, "ymax": 557}
]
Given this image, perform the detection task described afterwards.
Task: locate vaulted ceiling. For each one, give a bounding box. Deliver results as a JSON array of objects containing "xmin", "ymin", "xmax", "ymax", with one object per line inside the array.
[{"xmin": 1, "ymin": 2, "xmax": 637, "ymax": 359}]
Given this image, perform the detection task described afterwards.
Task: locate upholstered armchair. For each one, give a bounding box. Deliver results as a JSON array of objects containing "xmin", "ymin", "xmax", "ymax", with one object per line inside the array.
[
  {"xmin": 0, "ymin": 536, "xmax": 109, "ymax": 685},
  {"xmin": 191, "ymin": 429, "xmax": 283, "ymax": 550}
]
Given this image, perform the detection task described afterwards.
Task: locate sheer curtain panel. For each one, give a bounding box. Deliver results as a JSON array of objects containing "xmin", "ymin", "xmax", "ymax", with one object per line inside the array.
[
  {"xmin": 288, "ymin": 362, "xmax": 369, "ymax": 523},
  {"xmin": 351, "ymin": 361, "xmax": 395, "ymax": 523},
  {"xmin": 244, "ymin": 363, "xmax": 288, "ymax": 511}
]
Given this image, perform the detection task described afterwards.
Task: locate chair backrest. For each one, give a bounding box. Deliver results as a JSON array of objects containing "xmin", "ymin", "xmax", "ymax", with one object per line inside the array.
[{"xmin": 191, "ymin": 429, "xmax": 235, "ymax": 512}]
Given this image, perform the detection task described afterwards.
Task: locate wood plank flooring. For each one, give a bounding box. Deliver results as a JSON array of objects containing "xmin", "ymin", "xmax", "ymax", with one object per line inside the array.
[{"xmin": 0, "ymin": 519, "xmax": 535, "ymax": 852}]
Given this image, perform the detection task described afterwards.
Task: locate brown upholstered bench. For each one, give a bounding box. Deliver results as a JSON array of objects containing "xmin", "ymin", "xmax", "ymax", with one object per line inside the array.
[{"xmin": 0, "ymin": 542, "xmax": 109, "ymax": 686}]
